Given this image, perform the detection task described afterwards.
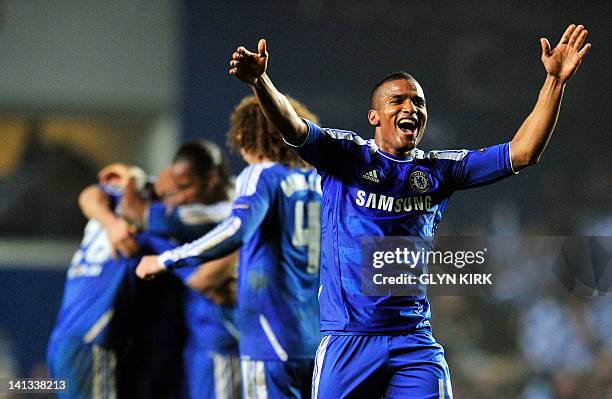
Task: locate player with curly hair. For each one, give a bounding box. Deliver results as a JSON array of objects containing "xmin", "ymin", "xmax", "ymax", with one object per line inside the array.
[{"xmin": 138, "ymin": 96, "xmax": 323, "ymax": 399}]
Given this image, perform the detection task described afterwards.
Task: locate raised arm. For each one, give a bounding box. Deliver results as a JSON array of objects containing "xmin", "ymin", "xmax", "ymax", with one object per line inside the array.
[
  {"xmin": 510, "ymin": 24, "xmax": 591, "ymax": 171},
  {"xmin": 229, "ymin": 39, "xmax": 308, "ymax": 145},
  {"xmin": 78, "ymin": 185, "xmax": 139, "ymax": 258}
]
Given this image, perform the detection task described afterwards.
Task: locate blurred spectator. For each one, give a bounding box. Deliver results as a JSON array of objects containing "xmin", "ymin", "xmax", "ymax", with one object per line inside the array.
[{"xmin": 520, "ymin": 297, "xmax": 592, "ymax": 373}]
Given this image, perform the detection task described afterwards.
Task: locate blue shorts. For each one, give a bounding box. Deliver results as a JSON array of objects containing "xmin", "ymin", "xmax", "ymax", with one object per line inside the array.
[
  {"xmin": 183, "ymin": 348, "xmax": 241, "ymax": 399},
  {"xmin": 47, "ymin": 338, "xmax": 118, "ymax": 399},
  {"xmin": 312, "ymin": 331, "xmax": 453, "ymax": 399},
  {"xmin": 241, "ymin": 358, "xmax": 313, "ymax": 399}
]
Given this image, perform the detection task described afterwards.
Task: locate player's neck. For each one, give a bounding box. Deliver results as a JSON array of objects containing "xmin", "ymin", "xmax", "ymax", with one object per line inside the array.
[
  {"xmin": 375, "ymin": 141, "xmax": 416, "ymax": 159},
  {"xmin": 248, "ymin": 157, "xmax": 272, "ymax": 165},
  {"xmin": 242, "ymin": 150, "xmax": 271, "ymax": 165}
]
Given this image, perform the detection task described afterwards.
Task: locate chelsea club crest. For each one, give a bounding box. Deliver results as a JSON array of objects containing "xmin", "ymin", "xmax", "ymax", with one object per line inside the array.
[{"xmin": 409, "ymin": 170, "xmax": 430, "ymax": 193}]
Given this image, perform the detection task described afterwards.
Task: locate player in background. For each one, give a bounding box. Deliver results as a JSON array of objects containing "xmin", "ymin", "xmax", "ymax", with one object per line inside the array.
[
  {"xmin": 137, "ymin": 96, "xmax": 322, "ymax": 399},
  {"xmin": 47, "ymin": 166, "xmax": 184, "ymax": 399},
  {"xmin": 48, "ymin": 142, "xmax": 239, "ymax": 399},
  {"xmin": 226, "ymin": 25, "xmax": 591, "ymax": 398},
  {"xmin": 118, "ymin": 142, "xmax": 242, "ymax": 399}
]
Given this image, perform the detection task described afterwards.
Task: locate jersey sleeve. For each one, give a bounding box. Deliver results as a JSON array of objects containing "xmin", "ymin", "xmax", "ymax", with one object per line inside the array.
[
  {"xmin": 145, "ymin": 201, "xmax": 232, "ymax": 242},
  {"xmin": 157, "ymin": 164, "xmax": 275, "ymax": 270},
  {"xmin": 444, "ymin": 142, "xmax": 517, "ymax": 190},
  {"xmin": 287, "ymin": 119, "xmax": 367, "ymax": 176},
  {"xmin": 136, "ymin": 231, "xmax": 202, "ymax": 282}
]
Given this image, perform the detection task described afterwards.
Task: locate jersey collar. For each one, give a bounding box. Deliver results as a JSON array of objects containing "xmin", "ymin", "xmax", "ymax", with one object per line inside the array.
[{"xmin": 368, "ymin": 139, "xmax": 424, "ymax": 162}]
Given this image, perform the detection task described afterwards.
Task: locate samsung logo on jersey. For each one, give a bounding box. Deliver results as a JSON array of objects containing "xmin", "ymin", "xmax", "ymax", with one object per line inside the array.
[
  {"xmin": 355, "ymin": 190, "xmax": 432, "ymax": 212},
  {"xmin": 67, "ymin": 264, "xmax": 103, "ymax": 278},
  {"xmin": 280, "ymin": 172, "xmax": 322, "ymax": 197}
]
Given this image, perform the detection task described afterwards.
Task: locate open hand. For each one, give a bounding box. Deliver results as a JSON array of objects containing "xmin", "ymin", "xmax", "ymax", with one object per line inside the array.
[
  {"xmin": 541, "ymin": 24, "xmax": 591, "ymax": 83},
  {"xmin": 229, "ymin": 39, "xmax": 268, "ymax": 86}
]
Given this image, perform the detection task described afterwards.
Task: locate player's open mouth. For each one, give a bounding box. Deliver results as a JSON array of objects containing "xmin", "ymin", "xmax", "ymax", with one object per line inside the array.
[{"xmin": 397, "ymin": 117, "xmax": 418, "ymax": 135}]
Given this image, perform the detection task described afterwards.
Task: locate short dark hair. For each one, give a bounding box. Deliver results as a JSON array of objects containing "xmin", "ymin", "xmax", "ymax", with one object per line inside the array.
[
  {"xmin": 173, "ymin": 140, "xmax": 231, "ymax": 192},
  {"xmin": 370, "ymin": 71, "xmax": 418, "ymax": 109}
]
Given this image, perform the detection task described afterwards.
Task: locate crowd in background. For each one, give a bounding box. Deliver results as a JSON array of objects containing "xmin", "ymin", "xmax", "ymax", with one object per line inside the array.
[{"xmin": 0, "ymin": 123, "xmax": 611, "ymax": 398}]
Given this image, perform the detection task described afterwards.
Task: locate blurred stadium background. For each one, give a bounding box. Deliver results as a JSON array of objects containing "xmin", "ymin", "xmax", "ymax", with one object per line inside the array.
[{"xmin": 0, "ymin": 1, "xmax": 609, "ymax": 398}]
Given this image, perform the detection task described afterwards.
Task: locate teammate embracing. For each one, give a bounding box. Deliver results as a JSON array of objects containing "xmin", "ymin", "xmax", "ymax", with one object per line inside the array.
[
  {"xmin": 137, "ymin": 96, "xmax": 323, "ymax": 399},
  {"xmin": 225, "ymin": 25, "xmax": 591, "ymax": 398},
  {"xmin": 48, "ymin": 142, "xmax": 240, "ymax": 399}
]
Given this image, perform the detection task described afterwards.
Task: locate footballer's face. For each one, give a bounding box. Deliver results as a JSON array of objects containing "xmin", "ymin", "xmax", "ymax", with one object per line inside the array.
[
  {"xmin": 155, "ymin": 166, "xmax": 179, "ymax": 205},
  {"xmin": 170, "ymin": 160, "xmax": 205, "ymax": 205},
  {"xmin": 368, "ymin": 79, "xmax": 427, "ymax": 157}
]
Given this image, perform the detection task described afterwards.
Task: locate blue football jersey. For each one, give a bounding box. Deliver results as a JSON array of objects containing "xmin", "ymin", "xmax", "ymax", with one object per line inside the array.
[
  {"xmin": 49, "ymin": 224, "xmax": 179, "ymax": 348},
  {"xmin": 146, "ymin": 201, "xmax": 231, "ymax": 244},
  {"xmin": 290, "ymin": 119, "xmax": 516, "ymax": 334},
  {"xmin": 159, "ymin": 163, "xmax": 323, "ymax": 360},
  {"xmin": 145, "ymin": 200, "xmax": 238, "ymax": 355},
  {"xmin": 49, "ymin": 218, "xmax": 134, "ymax": 347}
]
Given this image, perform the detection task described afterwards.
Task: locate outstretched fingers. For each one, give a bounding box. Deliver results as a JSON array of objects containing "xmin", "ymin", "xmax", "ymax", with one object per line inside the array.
[
  {"xmin": 568, "ymin": 24, "xmax": 584, "ymax": 46},
  {"xmin": 573, "ymin": 29, "xmax": 588, "ymax": 51},
  {"xmin": 577, "ymin": 42, "xmax": 591, "ymax": 59},
  {"xmin": 542, "ymin": 24, "xmax": 591, "ymax": 81},
  {"xmin": 568, "ymin": 27, "xmax": 590, "ymax": 62},
  {"xmin": 557, "ymin": 24, "xmax": 575, "ymax": 46}
]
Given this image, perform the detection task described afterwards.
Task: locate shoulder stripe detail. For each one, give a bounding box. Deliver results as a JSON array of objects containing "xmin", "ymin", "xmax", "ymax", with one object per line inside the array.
[
  {"xmin": 425, "ymin": 149, "xmax": 469, "ymax": 161},
  {"xmin": 368, "ymin": 139, "xmax": 378, "ymax": 154},
  {"xmin": 236, "ymin": 163, "xmax": 276, "ymax": 197},
  {"xmin": 237, "ymin": 167, "xmax": 257, "ymax": 197},
  {"xmin": 162, "ymin": 216, "xmax": 241, "ymax": 263},
  {"xmin": 178, "ymin": 202, "xmax": 233, "ymax": 225},
  {"xmin": 413, "ymin": 149, "xmax": 426, "ymax": 159},
  {"xmin": 323, "ymin": 128, "xmax": 368, "ymax": 145}
]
